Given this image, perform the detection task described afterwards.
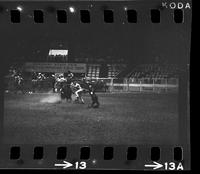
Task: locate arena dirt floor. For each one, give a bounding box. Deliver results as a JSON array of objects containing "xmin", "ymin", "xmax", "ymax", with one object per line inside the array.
[{"xmin": 3, "ymin": 92, "xmax": 179, "ymax": 145}]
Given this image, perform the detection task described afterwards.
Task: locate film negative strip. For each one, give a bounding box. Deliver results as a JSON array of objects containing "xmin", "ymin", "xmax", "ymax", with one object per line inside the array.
[{"xmin": 0, "ymin": 0, "xmax": 191, "ymax": 170}]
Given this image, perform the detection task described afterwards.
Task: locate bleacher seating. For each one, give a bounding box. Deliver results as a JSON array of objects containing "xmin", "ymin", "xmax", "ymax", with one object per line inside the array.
[
  {"xmin": 128, "ymin": 64, "xmax": 179, "ymax": 79},
  {"xmin": 107, "ymin": 64, "xmax": 126, "ymax": 78},
  {"xmin": 87, "ymin": 64, "xmax": 126, "ymax": 78},
  {"xmin": 87, "ymin": 64, "xmax": 100, "ymax": 78},
  {"xmin": 87, "ymin": 63, "xmax": 179, "ymax": 79}
]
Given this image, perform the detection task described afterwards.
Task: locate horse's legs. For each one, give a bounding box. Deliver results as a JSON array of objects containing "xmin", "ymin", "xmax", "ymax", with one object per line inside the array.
[
  {"xmin": 80, "ymin": 96, "xmax": 84, "ymax": 104},
  {"xmin": 78, "ymin": 92, "xmax": 84, "ymax": 104}
]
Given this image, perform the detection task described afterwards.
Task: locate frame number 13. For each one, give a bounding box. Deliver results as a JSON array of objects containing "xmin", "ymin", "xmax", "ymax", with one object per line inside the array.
[{"xmin": 75, "ymin": 162, "xmax": 87, "ymax": 169}]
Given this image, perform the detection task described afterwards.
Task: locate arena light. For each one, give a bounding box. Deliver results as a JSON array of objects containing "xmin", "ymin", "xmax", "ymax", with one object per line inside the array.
[
  {"xmin": 69, "ymin": 6, "xmax": 76, "ymax": 13},
  {"xmin": 16, "ymin": 6, "xmax": 23, "ymax": 12}
]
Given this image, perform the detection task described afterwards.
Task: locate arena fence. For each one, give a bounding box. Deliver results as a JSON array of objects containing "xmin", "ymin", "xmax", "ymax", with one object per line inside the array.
[
  {"xmin": 94, "ymin": 78, "xmax": 179, "ymax": 93},
  {"xmin": 4, "ymin": 76, "xmax": 178, "ymax": 93}
]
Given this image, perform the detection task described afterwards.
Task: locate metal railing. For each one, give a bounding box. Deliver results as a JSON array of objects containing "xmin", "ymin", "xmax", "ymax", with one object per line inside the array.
[{"xmin": 94, "ymin": 77, "xmax": 179, "ymax": 93}]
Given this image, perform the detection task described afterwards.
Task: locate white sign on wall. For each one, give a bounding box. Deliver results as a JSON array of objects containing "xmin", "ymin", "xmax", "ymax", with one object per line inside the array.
[
  {"xmin": 24, "ymin": 62, "xmax": 86, "ymax": 73},
  {"xmin": 48, "ymin": 50, "xmax": 68, "ymax": 56}
]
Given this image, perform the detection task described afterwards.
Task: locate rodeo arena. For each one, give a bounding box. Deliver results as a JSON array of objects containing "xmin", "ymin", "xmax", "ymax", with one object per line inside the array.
[{"xmin": 4, "ymin": 49, "xmax": 180, "ymax": 144}]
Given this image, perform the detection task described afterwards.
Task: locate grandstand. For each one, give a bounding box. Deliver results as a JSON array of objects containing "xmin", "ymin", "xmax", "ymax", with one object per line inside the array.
[
  {"xmin": 107, "ymin": 64, "xmax": 126, "ymax": 78},
  {"xmin": 5, "ymin": 62, "xmax": 180, "ymax": 94},
  {"xmin": 127, "ymin": 64, "xmax": 180, "ymax": 79},
  {"xmin": 4, "ymin": 46, "xmax": 180, "ymax": 94},
  {"xmin": 86, "ymin": 64, "xmax": 127, "ymax": 78},
  {"xmin": 86, "ymin": 64, "xmax": 100, "ymax": 78},
  {"xmin": 84, "ymin": 63, "xmax": 180, "ymax": 93},
  {"xmin": 86, "ymin": 63, "xmax": 179, "ymax": 79}
]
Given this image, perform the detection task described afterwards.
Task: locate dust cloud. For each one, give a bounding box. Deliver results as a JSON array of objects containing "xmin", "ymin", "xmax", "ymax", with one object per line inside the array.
[{"xmin": 40, "ymin": 93, "xmax": 61, "ymax": 103}]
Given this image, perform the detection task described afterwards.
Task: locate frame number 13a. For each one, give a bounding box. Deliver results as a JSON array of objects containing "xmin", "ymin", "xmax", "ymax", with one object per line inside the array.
[{"xmin": 164, "ymin": 162, "xmax": 184, "ymax": 170}]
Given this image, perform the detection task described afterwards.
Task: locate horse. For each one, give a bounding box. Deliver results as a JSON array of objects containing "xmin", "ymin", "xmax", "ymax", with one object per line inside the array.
[{"xmin": 60, "ymin": 81, "xmax": 73, "ymax": 102}]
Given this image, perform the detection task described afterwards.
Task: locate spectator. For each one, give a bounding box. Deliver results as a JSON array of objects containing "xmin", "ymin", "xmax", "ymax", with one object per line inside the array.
[{"xmin": 67, "ymin": 70, "xmax": 74, "ymax": 79}]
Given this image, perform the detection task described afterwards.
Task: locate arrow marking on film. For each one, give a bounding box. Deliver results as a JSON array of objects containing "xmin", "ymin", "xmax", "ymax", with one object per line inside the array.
[
  {"xmin": 144, "ymin": 161, "xmax": 163, "ymax": 170},
  {"xmin": 54, "ymin": 161, "xmax": 73, "ymax": 169}
]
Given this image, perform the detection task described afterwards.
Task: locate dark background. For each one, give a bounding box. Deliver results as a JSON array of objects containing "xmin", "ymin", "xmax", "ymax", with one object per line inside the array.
[{"xmin": 0, "ymin": 1, "xmax": 191, "ymax": 67}]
